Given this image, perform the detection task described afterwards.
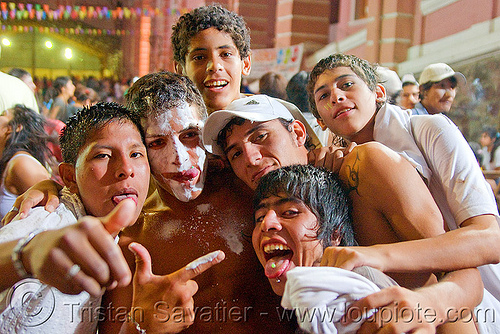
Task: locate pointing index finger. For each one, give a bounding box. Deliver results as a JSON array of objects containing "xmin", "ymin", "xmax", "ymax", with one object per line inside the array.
[{"xmin": 177, "ymin": 250, "xmax": 225, "ymax": 282}]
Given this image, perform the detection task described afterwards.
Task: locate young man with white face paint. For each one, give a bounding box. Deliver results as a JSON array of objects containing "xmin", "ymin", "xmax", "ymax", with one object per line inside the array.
[
  {"xmin": 141, "ymin": 99, "xmax": 207, "ymax": 202},
  {"xmin": 99, "ymin": 72, "xmax": 294, "ymax": 333}
]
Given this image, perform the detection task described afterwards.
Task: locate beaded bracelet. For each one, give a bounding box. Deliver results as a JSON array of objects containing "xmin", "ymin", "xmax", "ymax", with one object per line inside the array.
[
  {"xmin": 11, "ymin": 230, "xmax": 41, "ymax": 279},
  {"xmin": 127, "ymin": 313, "xmax": 147, "ymax": 334}
]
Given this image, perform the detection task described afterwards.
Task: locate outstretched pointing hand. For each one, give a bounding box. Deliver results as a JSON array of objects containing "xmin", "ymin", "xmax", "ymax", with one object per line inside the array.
[
  {"xmin": 23, "ymin": 198, "xmax": 138, "ymax": 297},
  {"xmin": 127, "ymin": 243, "xmax": 225, "ymax": 333}
]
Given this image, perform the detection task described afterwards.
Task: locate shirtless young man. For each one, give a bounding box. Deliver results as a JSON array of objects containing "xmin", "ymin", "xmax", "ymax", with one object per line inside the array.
[
  {"xmin": 202, "ymin": 94, "xmax": 483, "ymax": 333},
  {"xmin": 96, "ymin": 72, "xmax": 295, "ymax": 333}
]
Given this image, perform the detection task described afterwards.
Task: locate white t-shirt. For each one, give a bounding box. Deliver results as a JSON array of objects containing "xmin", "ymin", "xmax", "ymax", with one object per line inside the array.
[
  {"xmin": 482, "ymin": 146, "xmax": 500, "ymax": 171},
  {"xmin": 0, "ymin": 72, "xmax": 39, "ymax": 113},
  {"xmin": 0, "ymin": 189, "xmax": 101, "ymax": 334},
  {"xmin": 374, "ymin": 103, "xmax": 500, "ymax": 299}
]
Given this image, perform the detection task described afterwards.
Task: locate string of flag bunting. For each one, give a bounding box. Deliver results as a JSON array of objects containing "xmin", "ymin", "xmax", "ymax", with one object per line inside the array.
[
  {"xmin": 1, "ymin": 24, "xmax": 130, "ymax": 35},
  {"xmin": 0, "ymin": 2, "xmax": 189, "ymax": 21}
]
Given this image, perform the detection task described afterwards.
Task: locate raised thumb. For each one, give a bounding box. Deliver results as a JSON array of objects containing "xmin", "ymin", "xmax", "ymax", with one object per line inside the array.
[
  {"xmin": 128, "ymin": 242, "xmax": 152, "ymax": 283},
  {"xmin": 102, "ymin": 198, "xmax": 137, "ymax": 236}
]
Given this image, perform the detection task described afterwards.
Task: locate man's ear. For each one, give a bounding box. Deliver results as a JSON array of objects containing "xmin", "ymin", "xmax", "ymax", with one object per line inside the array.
[
  {"xmin": 291, "ymin": 120, "xmax": 307, "ymax": 147},
  {"xmin": 316, "ymin": 118, "xmax": 328, "ymax": 131},
  {"xmin": 173, "ymin": 61, "xmax": 186, "ymax": 75},
  {"xmin": 59, "ymin": 163, "xmax": 78, "ymax": 194},
  {"xmin": 241, "ymin": 54, "xmax": 252, "ymax": 76},
  {"xmin": 375, "ymin": 83, "xmax": 387, "ymax": 104}
]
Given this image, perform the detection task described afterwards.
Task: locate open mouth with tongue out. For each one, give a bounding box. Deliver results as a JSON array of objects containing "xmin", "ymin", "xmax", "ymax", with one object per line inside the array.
[
  {"xmin": 112, "ymin": 190, "xmax": 139, "ymax": 206},
  {"xmin": 171, "ymin": 168, "xmax": 200, "ymax": 183},
  {"xmin": 263, "ymin": 243, "xmax": 293, "ymax": 279}
]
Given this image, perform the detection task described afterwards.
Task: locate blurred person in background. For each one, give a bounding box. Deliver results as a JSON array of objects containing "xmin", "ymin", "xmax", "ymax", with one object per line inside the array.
[
  {"xmin": 479, "ymin": 126, "xmax": 500, "ymax": 193},
  {"xmin": 49, "ymin": 76, "xmax": 77, "ymax": 123},
  {"xmin": 399, "ymin": 73, "xmax": 420, "ymax": 110},
  {"xmin": 0, "ymin": 105, "xmax": 52, "ymax": 220},
  {"xmin": 8, "ymin": 68, "xmax": 36, "ymax": 93},
  {"xmin": 375, "ymin": 66, "xmax": 402, "ymax": 105},
  {"xmin": 413, "ymin": 63, "xmax": 465, "ymax": 115},
  {"xmin": 0, "ymin": 72, "xmax": 39, "ymax": 113},
  {"xmin": 259, "ymin": 71, "xmax": 288, "ymax": 100},
  {"xmin": 286, "ymin": 70, "xmax": 331, "ymax": 145}
]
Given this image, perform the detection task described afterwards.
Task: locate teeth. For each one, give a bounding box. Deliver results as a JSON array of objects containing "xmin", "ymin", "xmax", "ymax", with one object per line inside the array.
[
  {"xmin": 205, "ymin": 80, "xmax": 228, "ymax": 87},
  {"xmin": 336, "ymin": 108, "xmax": 352, "ymax": 117},
  {"xmin": 264, "ymin": 244, "xmax": 291, "ymax": 253}
]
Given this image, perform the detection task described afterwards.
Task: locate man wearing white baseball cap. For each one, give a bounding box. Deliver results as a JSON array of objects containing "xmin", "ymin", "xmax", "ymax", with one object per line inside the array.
[
  {"xmin": 203, "ymin": 94, "xmax": 320, "ymax": 157},
  {"xmin": 202, "ymin": 93, "xmax": 489, "ymax": 334},
  {"xmin": 412, "ymin": 62, "xmax": 466, "ymax": 115}
]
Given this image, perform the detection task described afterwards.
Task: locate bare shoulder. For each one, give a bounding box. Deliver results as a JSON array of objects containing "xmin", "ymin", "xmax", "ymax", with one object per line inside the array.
[
  {"xmin": 5, "ymin": 153, "xmax": 50, "ymax": 193},
  {"xmin": 346, "ymin": 142, "xmax": 401, "ymax": 163},
  {"xmin": 339, "ymin": 142, "xmax": 423, "ymax": 196}
]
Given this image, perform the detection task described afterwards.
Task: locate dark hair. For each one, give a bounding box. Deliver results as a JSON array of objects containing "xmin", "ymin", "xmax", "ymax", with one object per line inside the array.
[
  {"xmin": 60, "ymin": 102, "xmax": 144, "ymax": 165},
  {"xmin": 402, "ymin": 81, "xmax": 418, "ymax": 88},
  {"xmin": 286, "ymin": 71, "xmax": 310, "ymax": 113},
  {"xmin": 171, "ymin": 4, "xmax": 251, "ymax": 66},
  {"xmin": 0, "ymin": 105, "xmax": 51, "ymax": 178},
  {"xmin": 53, "ymin": 76, "xmax": 71, "ymax": 95},
  {"xmin": 216, "ymin": 117, "xmax": 315, "ymax": 156},
  {"xmin": 259, "ymin": 72, "xmax": 288, "ymax": 100},
  {"xmin": 482, "ymin": 126, "xmax": 500, "ymax": 164},
  {"xmin": 126, "ymin": 71, "xmax": 207, "ymax": 120},
  {"xmin": 307, "ymin": 54, "xmax": 379, "ymax": 119},
  {"xmin": 8, "ymin": 68, "xmax": 30, "ymax": 80},
  {"xmin": 253, "ymin": 164, "xmax": 356, "ymax": 248},
  {"xmin": 419, "ymin": 76, "xmax": 457, "ymax": 101}
]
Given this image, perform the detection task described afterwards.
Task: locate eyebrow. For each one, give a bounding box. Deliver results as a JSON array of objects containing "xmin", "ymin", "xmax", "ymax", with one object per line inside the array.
[
  {"xmin": 223, "ymin": 122, "xmax": 267, "ymax": 156},
  {"xmin": 313, "ymin": 74, "xmax": 356, "ymax": 95},
  {"xmin": 255, "ymin": 197, "xmax": 303, "ymax": 212},
  {"xmin": 182, "ymin": 123, "xmax": 202, "ymax": 132},
  {"xmin": 146, "ymin": 123, "xmax": 201, "ymax": 138},
  {"xmin": 90, "ymin": 142, "xmax": 145, "ymax": 152},
  {"xmin": 188, "ymin": 44, "xmax": 235, "ymax": 54}
]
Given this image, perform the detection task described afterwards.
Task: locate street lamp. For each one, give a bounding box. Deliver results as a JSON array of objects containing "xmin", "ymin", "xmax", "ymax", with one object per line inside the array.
[
  {"xmin": 65, "ymin": 48, "xmax": 73, "ymax": 75},
  {"xmin": 64, "ymin": 48, "xmax": 72, "ymax": 59},
  {"xmin": 45, "ymin": 40, "xmax": 53, "ymax": 49},
  {"xmin": 2, "ymin": 38, "xmax": 11, "ymax": 46}
]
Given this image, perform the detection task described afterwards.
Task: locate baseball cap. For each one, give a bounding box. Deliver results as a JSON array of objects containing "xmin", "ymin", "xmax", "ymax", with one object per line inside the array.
[
  {"xmin": 376, "ymin": 66, "xmax": 402, "ymax": 98},
  {"xmin": 419, "ymin": 63, "xmax": 466, "ymax": 86},
  {"xmin": 401, "ymin": 73, "xmax": 418, "ymax": 85},
  {"xmin": 203, "ymin": 95, "xmax": 294, "ymax": 156}
]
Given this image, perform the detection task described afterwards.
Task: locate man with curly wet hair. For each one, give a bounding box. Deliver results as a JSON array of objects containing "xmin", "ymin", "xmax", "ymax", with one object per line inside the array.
[{"xmin": 172, "ymin": 4, "xmax": 252, "ymax": 114}]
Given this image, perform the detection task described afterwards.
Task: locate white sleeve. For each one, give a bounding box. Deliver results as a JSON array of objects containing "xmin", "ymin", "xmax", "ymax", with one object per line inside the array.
[
  {"xmin": 0, "ymin": 208, "xmax": 52, "ymax": 243},
  {"xmin": 411, "ymin": 115, "xmax": 498, "ymax": 226},
  {"xmin": 0, "ymin": 205, "xmax": 75, "ymax": 243},
  {"xmin": 493, "ymin": 148, "xmax": 500, "ymax": 169}
]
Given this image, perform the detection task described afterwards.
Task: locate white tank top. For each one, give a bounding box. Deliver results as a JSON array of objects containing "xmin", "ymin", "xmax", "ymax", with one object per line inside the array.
[{"xmin": 0, "ymin": 153, "xmax": 43, "ymax": 220}]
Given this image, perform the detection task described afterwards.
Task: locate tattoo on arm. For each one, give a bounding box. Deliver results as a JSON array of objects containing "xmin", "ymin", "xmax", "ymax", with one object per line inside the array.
[{"xmin": 346, "ymin": 152, "xmax": 360, "ymax": 195}]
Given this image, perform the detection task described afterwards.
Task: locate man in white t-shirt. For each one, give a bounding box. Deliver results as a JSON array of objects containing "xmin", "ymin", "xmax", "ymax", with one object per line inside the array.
[{"xmin": 0, "ymin": 72, "xmax": 39, "ymax": 113}]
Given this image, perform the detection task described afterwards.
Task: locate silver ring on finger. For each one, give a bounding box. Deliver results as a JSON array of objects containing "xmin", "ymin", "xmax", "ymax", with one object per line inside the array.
[{"xmin": 66, "ymin": 264, "xmax": 81, "ymax": 280}]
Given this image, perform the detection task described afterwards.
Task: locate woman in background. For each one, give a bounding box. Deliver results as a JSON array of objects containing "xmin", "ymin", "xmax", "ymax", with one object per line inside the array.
[
  {"xmin": 0, "ymin": 105, "xmax": 52, "ymax": 219},
  {"xmin": 48, "ymin": 76, "xmax": 76, "ymax": 123}
]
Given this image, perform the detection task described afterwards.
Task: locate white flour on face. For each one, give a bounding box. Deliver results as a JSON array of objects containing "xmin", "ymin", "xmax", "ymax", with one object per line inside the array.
[{"xmin": 148, "ymin": 103, "xmax": 207, "ymax": 202}]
